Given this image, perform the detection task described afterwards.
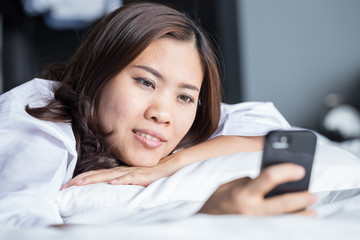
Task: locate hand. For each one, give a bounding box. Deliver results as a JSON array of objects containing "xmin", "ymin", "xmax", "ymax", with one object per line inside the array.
[
  {"xmin": 61, "ymin": 153, "xmax": 182, "ymax": 189},
  {"xmin": 198, "ymin": 163, "xmax": 318, "ymax": 217}
]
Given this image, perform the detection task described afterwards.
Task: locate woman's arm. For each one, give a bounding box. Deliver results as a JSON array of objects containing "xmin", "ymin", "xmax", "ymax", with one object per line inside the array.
[
  {"xmin": 0, "ymin": 121, "xmax": 72, "ymax": 227},
  {"xmin": 62, "ymin": 135, "xmax": 264, "ymax": 188},
  {"xmin": 0, "ymin": 79, "xmax": 77, "ymax": 227},
  {"xmin": 161, "ymin": 135, "xmax": 264, "ymax": 173}
]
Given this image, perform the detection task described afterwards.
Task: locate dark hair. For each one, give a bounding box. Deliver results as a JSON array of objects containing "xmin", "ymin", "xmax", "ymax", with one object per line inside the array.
[{"xmin": 26, "ymin": 2, "xmax": 223, "ymax": 177}]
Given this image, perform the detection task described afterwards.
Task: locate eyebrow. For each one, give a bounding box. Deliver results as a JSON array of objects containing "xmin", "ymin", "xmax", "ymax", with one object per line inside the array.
[
  {"xmin": 134, "ymin": 65, "xmax": 163, "ymax": 80},
  {"xmin": 133, "ymin": 65, "xmax": 200, "ymax": 92},
  {"xmin": 178, "ymin": 83, "xmax": 200, "ymax": 92}
]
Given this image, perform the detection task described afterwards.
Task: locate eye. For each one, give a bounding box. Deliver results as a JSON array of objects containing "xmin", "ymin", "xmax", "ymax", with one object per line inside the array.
[
  {"xmin": 178, "ymin": 94, "xmax": 195, "ymax": 104},
  {"xmin": 134, "ymin": 78, "xmax": 155, "ymax": 89}
]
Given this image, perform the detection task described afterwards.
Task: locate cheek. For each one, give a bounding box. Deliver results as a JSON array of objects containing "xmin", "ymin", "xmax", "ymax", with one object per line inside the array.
[
  {"xmin": 99, "ymin": 94, "xmax": 136, "ymax": 131},
  {"xmin": 173, "ymin": 108, "xmax": 198, "ymax": 139}
]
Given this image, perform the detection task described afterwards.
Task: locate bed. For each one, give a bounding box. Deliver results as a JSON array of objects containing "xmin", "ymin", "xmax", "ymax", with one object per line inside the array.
[{"xmin": 1, "ymin": 139, "xmax": 360, "ymax": 239}]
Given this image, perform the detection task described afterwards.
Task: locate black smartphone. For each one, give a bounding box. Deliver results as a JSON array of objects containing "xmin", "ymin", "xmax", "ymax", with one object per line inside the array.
[{"xmin": 260, "ymin": 130, "xmax": 317, "ymax": 198}]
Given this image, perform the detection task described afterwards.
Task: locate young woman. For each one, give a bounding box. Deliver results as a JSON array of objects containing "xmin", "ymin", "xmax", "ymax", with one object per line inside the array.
[{"xmin": 0, "ymin": 2, "xmax": 316, "ymax": 227}]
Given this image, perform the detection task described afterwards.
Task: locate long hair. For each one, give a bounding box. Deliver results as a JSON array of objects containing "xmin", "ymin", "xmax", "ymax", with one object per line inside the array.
[{"xmin": 26, "ymin": 2, "xmax": 223, "ymax": 177}]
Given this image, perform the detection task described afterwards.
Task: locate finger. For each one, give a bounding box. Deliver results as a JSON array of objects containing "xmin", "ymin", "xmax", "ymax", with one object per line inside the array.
[
  {"xmin": 295, "ymin": 209, "xmax": 318, "ymax": 218},
  {"xmin": 110, "ymin": 172, "xmax": 151, "ymax": 187},
  {"xmin": 79, "ymin": 168, "xmax": 129, "ymax": 185},
  {"xmin": 109, "ymin": 173, "xmax": 132, "ymax": 185},
  {"xmin": 61, "ymin": 171, "xmax": 97, "ymax": 190},
  {"xmin": 249, "ymin": 163, "xmax": 306, "ymax": 196},
  {"xmin": 263, "ymin": 191, "xmax": 318, "ymax": 215}
]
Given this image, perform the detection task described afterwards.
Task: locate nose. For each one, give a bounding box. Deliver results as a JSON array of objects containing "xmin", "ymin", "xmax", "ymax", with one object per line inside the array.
[{"xmin": 144, "ymin": 98, "xmax": 172, "ymax": 125}]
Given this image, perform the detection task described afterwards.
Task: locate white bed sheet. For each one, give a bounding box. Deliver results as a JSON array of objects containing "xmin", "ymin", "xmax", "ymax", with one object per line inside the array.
[
  {"xmin": 55, "ymin": 143, "xmax": 360, "ymax": 223},
  {"xmin": 1, "ymin": 143, "xmax": 360, "ymax": 239},
  {"xmin": 1, "ymin": 189, "xmax": 360, "ymax": 240}
]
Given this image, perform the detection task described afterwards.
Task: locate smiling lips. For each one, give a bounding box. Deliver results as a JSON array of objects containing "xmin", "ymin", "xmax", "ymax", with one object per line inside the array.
[{"xmin": 133, "ymin": 129, "xmax": 166, "ymax": 149}]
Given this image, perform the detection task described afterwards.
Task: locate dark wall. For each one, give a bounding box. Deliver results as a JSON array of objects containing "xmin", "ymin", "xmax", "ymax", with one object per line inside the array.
[{"xmin": 1, "ymin": 0, "xmax": 85, "ymax": 91}]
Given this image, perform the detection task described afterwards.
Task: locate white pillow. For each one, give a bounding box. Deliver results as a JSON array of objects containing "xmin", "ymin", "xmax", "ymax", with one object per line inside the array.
[{"xmin": 57, "ymin": 143, "xmax": 360, "ymax": 223}]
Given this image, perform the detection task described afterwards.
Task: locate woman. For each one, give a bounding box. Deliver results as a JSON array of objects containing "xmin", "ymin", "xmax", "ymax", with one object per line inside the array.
[{"xmin": 0, "ymin": 2, "xmax": 316, "ymax": 227}]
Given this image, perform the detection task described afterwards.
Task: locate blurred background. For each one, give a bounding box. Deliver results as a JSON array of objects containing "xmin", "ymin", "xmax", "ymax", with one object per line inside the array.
[{"xmin": 1, "ymin": 0, "xmax": 360, "ymax": 143}]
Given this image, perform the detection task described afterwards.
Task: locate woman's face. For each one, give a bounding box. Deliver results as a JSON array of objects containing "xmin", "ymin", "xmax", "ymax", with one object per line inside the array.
[{"xmin": 98, "ymin": 38, "xmax": 203, "ymax": 166}]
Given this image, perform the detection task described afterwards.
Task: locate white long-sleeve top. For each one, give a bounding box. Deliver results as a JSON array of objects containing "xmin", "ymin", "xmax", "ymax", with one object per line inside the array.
[{"xmin": 0, "ymin": 78, "xmax": 290, "ymax": 227}]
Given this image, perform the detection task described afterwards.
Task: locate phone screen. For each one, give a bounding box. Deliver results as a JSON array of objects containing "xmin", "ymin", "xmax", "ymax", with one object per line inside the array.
[{"xmin": 261, "ymin": 130, "xmax": 317, "ymax": 198}]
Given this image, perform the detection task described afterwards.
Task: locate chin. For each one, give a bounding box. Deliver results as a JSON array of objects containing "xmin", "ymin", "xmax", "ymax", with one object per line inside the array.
[
  {"xmin": 125, "ymin": 156, "xmax": 160, "ymax": 167},
  {"xmin": 132, "ymin": 161, "xmax": 159, "ymax": 167}
]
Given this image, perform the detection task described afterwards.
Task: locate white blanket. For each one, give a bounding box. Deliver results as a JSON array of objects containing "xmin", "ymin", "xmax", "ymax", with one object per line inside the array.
[
  {"xmin": 56, "ymin": 143, "xmax": 360, "ymax": 223},
  {"xmin": 2, "ymin": 143, "xmax": 360, "ymax": 239}
]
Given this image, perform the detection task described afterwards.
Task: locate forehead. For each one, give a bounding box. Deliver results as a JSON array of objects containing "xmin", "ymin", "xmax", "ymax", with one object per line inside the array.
[{"xmin": 129, "ymin": 38, "xmax": 204, "ymax": 87}]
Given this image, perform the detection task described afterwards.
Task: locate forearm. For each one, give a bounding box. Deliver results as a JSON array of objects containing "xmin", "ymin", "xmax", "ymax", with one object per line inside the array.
[
  {"xmin": 163, "ymin": 135, "xmax": 264, "ymax": 171},
  {"xmin": 64, "ymin": 136, "xmax": 265, "ymax": 187}
]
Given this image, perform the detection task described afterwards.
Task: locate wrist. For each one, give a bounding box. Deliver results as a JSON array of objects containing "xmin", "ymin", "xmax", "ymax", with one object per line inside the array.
[{"xmin": 160, "ymin": 150, "xmax": 193, "ymax": 172}]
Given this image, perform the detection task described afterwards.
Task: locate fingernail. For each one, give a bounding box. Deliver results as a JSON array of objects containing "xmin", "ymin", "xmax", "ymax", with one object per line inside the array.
[
  {"xmin": 110, "ymin": 179, "xmax": 118, "ymax": 184},
  {"xmin": 75, "ymin": 179, "xmax": 84, "ymax": 185},
  {"xmin": 296, "ymin": 166, "xmax": 306, "ymax": 176},
  {"xmin": 60, "ymin": 185, "xmax": 68, "ymax": 190}
]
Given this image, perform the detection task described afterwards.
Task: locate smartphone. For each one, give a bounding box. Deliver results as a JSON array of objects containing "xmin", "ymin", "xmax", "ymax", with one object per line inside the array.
[{"xmin": 260, "ymin": 130, "xmax": 317, "ymax": 198}]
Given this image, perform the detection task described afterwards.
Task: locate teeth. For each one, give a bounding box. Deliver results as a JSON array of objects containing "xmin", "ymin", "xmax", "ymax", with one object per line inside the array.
[{"xmin": 136, "ymin": 132, "xmax": 160, "ymax": 141}]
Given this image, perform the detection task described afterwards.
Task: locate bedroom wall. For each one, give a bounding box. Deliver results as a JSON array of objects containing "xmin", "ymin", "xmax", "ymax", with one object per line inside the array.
[{"xmin": 237, "ymin": 0, "xmax": 360, "ymax": 129}]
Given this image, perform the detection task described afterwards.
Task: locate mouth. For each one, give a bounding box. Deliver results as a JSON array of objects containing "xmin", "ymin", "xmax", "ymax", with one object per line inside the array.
[{"xmin": 132, "ymin": 129, "xmax": 166, "ymax": 149}]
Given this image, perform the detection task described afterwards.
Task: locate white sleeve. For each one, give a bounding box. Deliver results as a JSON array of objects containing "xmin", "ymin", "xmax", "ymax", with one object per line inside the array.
[
  {"xmin": 0, "ymin": 113, "xmax": 72, "ymax": 227},
  {"xmin": 210, "ymin": 102, "xmax": 292, "ymax": 138}
]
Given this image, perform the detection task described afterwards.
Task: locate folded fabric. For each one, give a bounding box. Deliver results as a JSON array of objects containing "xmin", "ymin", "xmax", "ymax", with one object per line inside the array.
[{"xmin": 57, "ymin": 143, "xmax": 360, "ymax": 224}]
